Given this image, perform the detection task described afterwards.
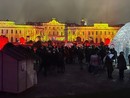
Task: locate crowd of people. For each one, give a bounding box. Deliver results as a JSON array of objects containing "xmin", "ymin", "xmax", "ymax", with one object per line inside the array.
[{"xmin": 24, "ymin": 41, "xmax": 130, "ymax": 80}]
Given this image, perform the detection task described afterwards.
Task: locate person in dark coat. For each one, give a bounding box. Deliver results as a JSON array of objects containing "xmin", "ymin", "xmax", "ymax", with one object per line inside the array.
[
  {"xmin": 117, "ymin": 51, "xmax": 127, "ymax": 80},
  {"xmin": 104, "ymin": 51, "xmax": 114, "ymax": 79}
]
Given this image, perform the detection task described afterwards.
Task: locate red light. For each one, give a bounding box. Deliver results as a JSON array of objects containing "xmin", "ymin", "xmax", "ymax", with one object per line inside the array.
[
  {"xmin": 20, "ymin": 37, "xmax": 25, "ymax": 44},
  {"xmin": 0, "ymin": 36, "xmax": 8, "ymax": 50},
  {"xmin": 105, "ymin": 38, "xmax": 110, "ymax": 45},
  {"xmin": 86, "ymin": 43, "xmax": 90, "ymax": 46}
]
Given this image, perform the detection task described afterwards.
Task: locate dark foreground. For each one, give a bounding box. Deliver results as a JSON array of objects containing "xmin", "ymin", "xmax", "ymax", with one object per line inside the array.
[{"xmin": 1, "ymin": 63, "xmax": 130, "ymax": 98}]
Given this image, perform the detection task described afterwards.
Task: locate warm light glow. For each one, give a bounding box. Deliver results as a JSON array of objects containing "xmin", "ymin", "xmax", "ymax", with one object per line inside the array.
[
  {"xmin": 105, "ymin": 38, "xmax": 110, "ymax": 45},
  {"xmin": 20, "ymin": 37, "xmax": 25, "ymax": 44},
  {"xmin": 0, "ymin": 36, "xmax": 8, "ymax": 50},
  {"xmin": 0, "ymin": 20, "xmax": 120, "ymax": 44}
]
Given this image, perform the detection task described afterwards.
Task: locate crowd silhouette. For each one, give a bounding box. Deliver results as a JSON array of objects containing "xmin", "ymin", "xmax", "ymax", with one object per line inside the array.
[
  {"xmin": 31, "ymin": 41, "xmax": 123, "ymax": 79},
  {"xmin": 2, "ymin": 41, "xmax": 129, "ymax": 80}
]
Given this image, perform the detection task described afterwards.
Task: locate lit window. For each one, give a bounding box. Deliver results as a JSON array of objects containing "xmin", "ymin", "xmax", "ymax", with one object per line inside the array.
[
  {"xmin": 104, "ymin": 31, "xmax": 106, "ymax": 35},
  {"xmin": 1, "ymin": 29, "xmax": 3, "ymax": 34},
  {"xmin": 6, "ymin": 30, "xmax": 8, "ymax": 34},
  {"xmin": 11, "ymin": 37, "xmax": 13, "ymax": 42},
  {"xmin": 11, "ymin": 30, "xmax": 13, "ymax": 34},
  {"xmin": 100, "ymin": 31, "xmax": 102, "ymax": 35},
  {"xmin": 96, "ymin": 31, "xmax": 98, "ymax": 35},
  {"xmin": 92, "ymin": 32, "xmax": 94, "ymax": 35},
  {"xmin": 20, "ymin": 30, "xmax": 21, "ymax": 34}
]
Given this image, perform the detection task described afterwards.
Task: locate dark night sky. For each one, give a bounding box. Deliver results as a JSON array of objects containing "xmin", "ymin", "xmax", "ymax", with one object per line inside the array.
[{"xmin": 0, "ymin": 0, "xmax": 130, "ymax": 25}]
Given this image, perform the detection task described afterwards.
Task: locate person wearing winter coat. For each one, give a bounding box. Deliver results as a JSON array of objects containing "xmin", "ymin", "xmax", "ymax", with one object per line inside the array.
[
  {"xmin": 104, "ymin": 51, "xmax": 114, "ymax": 79},
  {"xmin": 117, "ymin": 51, "xmax": 127, "ymax": 80}
]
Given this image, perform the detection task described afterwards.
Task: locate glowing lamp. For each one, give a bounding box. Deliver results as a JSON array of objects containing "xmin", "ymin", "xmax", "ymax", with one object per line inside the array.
[
  {"xmin": 20, "ymin": 37, "xmax": 25, "ymax": 44},
  {"xmin": 0, "ymin": 36, "xmax": 8, "ymax": 50},
  {"xmin": 105, "ymin": 38, "xmax": 110, "ymax": 45}
]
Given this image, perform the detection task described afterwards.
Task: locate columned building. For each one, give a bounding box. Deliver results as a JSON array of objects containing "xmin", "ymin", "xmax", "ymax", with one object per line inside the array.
[
  {"xmin": 42, "ymin": 18, "xmax": 65, "ymax": 41},
  {"xmin": 0, "ymin": 21, "xmax": 38, "ymax": 42},
  {"xmin": 68, "ymin": 23, "xmax": 120, "ymax": 43},
  {"xmin": 0, "ymin": 19, "xmax": 121, "ymax": 44}
]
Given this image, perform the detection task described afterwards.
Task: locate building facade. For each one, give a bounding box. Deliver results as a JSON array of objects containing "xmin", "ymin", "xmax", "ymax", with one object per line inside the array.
[
  {"xmin": 0, "ymin": 19, "xmax": 121, "ymax": 44},
  {"xmin": 67, "ymin": 23, "xmax": 120, "ymax": 43}
]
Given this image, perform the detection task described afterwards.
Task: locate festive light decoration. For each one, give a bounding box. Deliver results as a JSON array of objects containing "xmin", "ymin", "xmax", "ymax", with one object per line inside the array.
[
  {"xmin": 0, "ymin": 36, "xmax": 8, "ymax": 50},
  {"xmin": 20, "ymin": 37, "xmax": 26, "ymax": 44},
  {"xmin": 110, "ymin": 22, "xmax": 130, "ymax": 59},
  {"xmin": 0, "ymin": 20, "xmax": 120, "ymax": 43},
  {"xmin": 105, "ymin": 38, "xmax": 110, "ymax": 45}
]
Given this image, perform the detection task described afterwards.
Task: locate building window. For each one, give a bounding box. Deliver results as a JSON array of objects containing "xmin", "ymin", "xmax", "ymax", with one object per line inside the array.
[
  {"xmin": 83, "ymin": 32, "xmax": 84, "ymax": 35},
  {"xmin": 11, "ymin": 30, "xmax": 13, "ymax": 34},
  {"xmin": 100, "ymin": 31, "xmax": 102, "ymax": 35},
  {"xmin": 108, "ymin": 32, "xmax": 110, "ymax": 35},
  {"xmin": 6, "ymin": 30, "xmax": 8, "ymax": 34},
  {"xmin": 20, "ymin": 30, "xmax": 21, "ymax": 34},
  {"xmin": 104, "ymin": 31, "xmax": 106, "ymax": 35},
  {"xmin": 16, "ymin": 30, "xmax": 17, "ymax": 34},
  {"xmin": 92, "ymin": 32, "xmax": 94, "ymax": 35},
  {"xmin": 96, "ymin": 31, "xmax": 98, "ymax": 35},
  {"xmin": 11, "ymin": 37, "xmax": 13, "ymax": 42},
  {"xmin": 1, "ymin": 29, "xmax": 3, "ymax": 34}
]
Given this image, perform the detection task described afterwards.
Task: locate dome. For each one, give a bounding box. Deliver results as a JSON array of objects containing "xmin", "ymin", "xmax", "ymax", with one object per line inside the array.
[{"xmin": 110, "ymin": 22, "xmax": 130, "ymax": 60}]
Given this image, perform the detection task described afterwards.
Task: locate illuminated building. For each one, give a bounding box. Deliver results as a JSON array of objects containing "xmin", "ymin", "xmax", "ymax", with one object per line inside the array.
[
  {"xmin": 0, "ymin": 19, "xmax": 121, "ymax": 44},
  {"xmin": 42, "ymin": 18, "xmax": 65, "ymax": 41},
  {"xmin": 0, "ymin": 21, "xmax": 38, "ymax": 42},
  {"xmin": 67, "ymin": 23, "xmax": 120, "ymax": 44}
]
